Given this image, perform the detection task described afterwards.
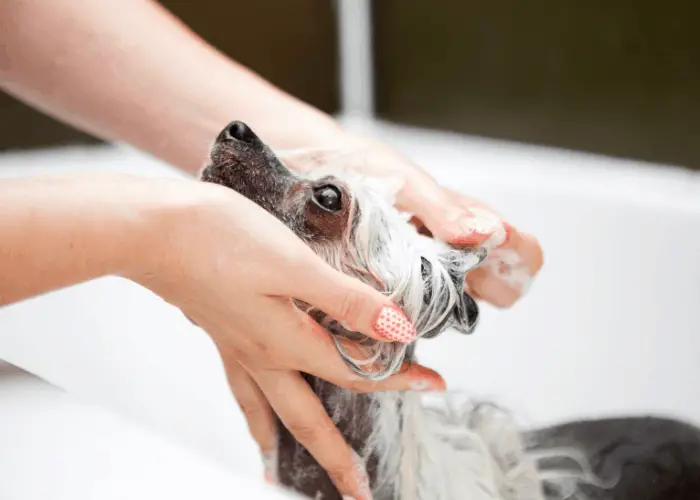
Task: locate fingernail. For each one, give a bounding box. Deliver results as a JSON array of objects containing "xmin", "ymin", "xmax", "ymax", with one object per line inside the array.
[
  {"xmin": 374, "ymin": 306, "xmax": 417, "ymax": 343},
  {"xmin": 458, "ymin": 216, "xmax": 487, "ymax": 235},
  {"xmin": 262, "ymin": 448, "xmax": 278, "ymax": 484},
  {"xmin": 466, "ymin": 214, "xmax": 507, "ymax": 250},
  {"xmin": 351, "ymin": 449, "xmax": 373, "ymax": 500}
]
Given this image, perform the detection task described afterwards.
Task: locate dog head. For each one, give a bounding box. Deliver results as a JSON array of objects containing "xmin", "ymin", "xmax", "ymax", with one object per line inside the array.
[{"xmin": 200, "ymin": 121, "xmax": 486, "ymax": 379}]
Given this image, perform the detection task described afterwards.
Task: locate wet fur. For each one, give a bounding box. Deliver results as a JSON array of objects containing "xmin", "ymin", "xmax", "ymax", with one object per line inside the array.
[{"xmin": 201, "ymin": 121, "xmax": 700, "ymax": 500}]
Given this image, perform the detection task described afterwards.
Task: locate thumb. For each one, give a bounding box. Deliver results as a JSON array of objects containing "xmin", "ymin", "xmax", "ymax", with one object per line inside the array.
[
  {"xmin": 397, "ymin": 175, "xmax": 504, "ymax": 248},
  {"xmin": 288, "ymin": 261, "xmax": 418, "ymax": 345}
]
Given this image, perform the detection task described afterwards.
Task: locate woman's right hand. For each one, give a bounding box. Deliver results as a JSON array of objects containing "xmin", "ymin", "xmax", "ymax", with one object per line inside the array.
[{"xmin": 128, "ymin": 179, "xmax": 445, "ymax": 499}]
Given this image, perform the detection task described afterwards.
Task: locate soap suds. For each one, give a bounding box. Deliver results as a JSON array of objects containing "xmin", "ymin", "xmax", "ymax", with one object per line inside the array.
[{"xmin": 483, "ymin": 248, "xmax": 533, "ymax": 295}]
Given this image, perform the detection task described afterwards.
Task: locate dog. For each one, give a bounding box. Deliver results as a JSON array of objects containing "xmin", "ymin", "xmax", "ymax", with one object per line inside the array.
[{"xmin": 200, "ymin": 121, "xmax": 700, "ymax": 500}]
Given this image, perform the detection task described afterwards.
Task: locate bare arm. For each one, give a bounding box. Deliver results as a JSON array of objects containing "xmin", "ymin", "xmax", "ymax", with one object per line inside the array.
[
  {"xmin": 0, "ymin": 174, "xmax": 184, "ymax": 305},
  {"xmin": 0, "ymin": 0, "xmax": 345, "ymax": 174}
]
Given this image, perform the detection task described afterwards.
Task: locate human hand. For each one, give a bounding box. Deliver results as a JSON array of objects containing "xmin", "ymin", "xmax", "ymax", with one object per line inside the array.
[
  {"xmin": 280, "ymin": 135, "xmax": 544, "ymax": 308},
  {"xmin": 129, "ymin": 180, "xmax": 445, "ymax": 499}
]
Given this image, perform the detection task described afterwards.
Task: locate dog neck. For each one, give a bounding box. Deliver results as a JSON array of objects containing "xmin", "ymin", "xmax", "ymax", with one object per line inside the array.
[
  {"xmin": 275, "ymin": 374, "xmax": 385, "ymax": 500},
  {"xmin": 273, "ymin": 335, "xmax": 416, "ymax": 500}
]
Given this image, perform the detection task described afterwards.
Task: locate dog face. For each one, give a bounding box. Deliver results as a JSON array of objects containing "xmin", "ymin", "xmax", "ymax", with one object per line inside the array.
[{"xmin": 201, "ymin": 121, "xmax": 485, "ymax": 378}]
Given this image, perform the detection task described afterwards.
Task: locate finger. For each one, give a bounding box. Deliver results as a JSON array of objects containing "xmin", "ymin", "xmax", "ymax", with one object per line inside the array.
[
  {"xmin": 219, "ymin": 354, "xmax": 277, "ymax": 454},
  {"xmin": 512, "ymin": 230, "xmax": 544, "ymax": 275},
  {"xmin": 466, "ymin": 227, "xmax": 543, "ymax": 307},
  {"xmin": 368, "ymin": 361, "xmax": 447, "ymax": 392},
  {"xmin": 334, "ymin": 338, "xmax": 445, "ymax": 392},
  {"xmin": 282, "ymin": 260, "xmax": 419, "ymax": 345},
  {"xmin": 322, "ymin": 339, "xmax": 447, "ymax": 393},
  {"xmin": 237, "ymin": 297, "xmax": 446, "ymax": 393},
  {"xmin": 409, "ymin": 215, "xmax": 433, "ymax": 238},
  {"xmin": 217, "ymin": 344, "xmax": 279, "ymax": 483},
  {"xmin": 313, "ymin": 350, "xmax": 447, "ymax": 394},
  {"xmin": 397, "ymin": 176, "xmax": 498, "ymax": 247},
  {"xmin": 410, "ymin": 212, "xmax": 507, "ymax": 250},
  {"xmin": 400, "ymin": 177, "xmax": 543, "ymax": 308},
  {"xmin": 466, "ymin": 266, "xmax": 521, "ymax": 308},
  {"xmin": 253, "ymin": 369, "xmax": 373, "ymax": 500}
]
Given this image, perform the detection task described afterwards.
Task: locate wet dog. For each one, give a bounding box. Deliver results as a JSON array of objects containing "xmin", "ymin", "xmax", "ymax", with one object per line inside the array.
[{"xmin": 200, "ymin": 121, "xmax": 700, "ymax": 500}]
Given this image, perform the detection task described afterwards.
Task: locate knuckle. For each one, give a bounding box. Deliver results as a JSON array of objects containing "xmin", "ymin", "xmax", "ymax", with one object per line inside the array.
[
  {"xmin": 238, "ymin": 342, "xmax": 280, "ymax": 369},
  {"xmin": 337, "ymin": 291, "xmax": 365, "ymax": 325}
]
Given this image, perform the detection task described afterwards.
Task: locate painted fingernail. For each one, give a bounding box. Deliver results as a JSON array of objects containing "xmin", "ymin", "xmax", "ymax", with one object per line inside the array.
[
  {"xmin": 262, "ymin": 448, "xmax": 278, "ymax": 484},
  {"xmin": 374, "ymin": 306, "xmax": 417, "ymax": 343}
]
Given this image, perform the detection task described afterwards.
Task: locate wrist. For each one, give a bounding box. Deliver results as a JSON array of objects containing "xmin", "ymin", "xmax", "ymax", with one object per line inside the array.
[
  {"xmin": 114, "ymin": 176, "xmax": 218, "ymax": 285},
  {"xmin": 0, "ymin": 174, "xmax": 203, "ymax": 305}
]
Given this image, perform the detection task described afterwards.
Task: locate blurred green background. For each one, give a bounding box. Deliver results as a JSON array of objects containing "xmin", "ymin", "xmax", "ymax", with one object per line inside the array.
[
  {"xmin": 1, "ymin": 0, "xmax": 698, "ymax": 169},
  {"xmin": 0, "ymin": 0, "xmax": 339, "ymax": 151},
  {"xmin": 373, "ymin": 0, "xmax": 700, "ymax": 168}
]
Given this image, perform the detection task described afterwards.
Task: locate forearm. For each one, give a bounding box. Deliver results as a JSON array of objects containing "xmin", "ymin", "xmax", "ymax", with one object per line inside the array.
[
  {"xmin": 0, "ymin": 174, "xmax": 182, "ymax": 305},
  {"xmin": 0, "ymin": 0, "xmax": 345, "ymax": 174}
]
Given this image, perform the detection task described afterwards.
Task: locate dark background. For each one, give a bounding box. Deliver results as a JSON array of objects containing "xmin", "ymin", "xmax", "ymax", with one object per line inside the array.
[
  {"xmin": 373, "ymin": 0, "xmax": 700, "ymax": 168},
  {"xmin": 0, "ymin": 0, "xmax": 340, "ymax": 151},
  {"xmin": 1, "ymin": 0, "xmax": 698, "ymax": 169}
]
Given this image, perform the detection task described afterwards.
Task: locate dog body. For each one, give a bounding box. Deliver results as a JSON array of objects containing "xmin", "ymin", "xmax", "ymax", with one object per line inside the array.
[{"xmin": 201, "ymin": 121, "xmax": 700, "ymax": 500}]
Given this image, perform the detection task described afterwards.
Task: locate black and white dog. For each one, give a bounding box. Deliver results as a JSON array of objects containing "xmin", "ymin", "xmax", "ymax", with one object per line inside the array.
[{"xmin": 201, "ymin": 121, "xmax": 700, "ymax": 500}]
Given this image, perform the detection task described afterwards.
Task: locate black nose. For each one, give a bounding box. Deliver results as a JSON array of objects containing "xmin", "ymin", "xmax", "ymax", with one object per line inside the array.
[{"xmin": 223, "ymin": 120, "xmax": 259, "ymax": 144}]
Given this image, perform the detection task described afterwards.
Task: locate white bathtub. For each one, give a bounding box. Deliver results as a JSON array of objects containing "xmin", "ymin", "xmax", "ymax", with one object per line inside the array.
[{"xmin": 1, "ymin": 119, "xmax": 699, "ymax": 498}]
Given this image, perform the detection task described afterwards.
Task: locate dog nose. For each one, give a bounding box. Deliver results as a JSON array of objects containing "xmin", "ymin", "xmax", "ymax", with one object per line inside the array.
[{"xmin": 223, "ymin": 120, "xmax": 259, "ymax": 144}]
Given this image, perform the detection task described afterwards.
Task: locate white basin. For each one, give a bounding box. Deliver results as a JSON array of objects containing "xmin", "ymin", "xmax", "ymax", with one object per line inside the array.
[
  {"xmin": 1, "ymin": 119, "xmax": 699, "ymax": 497},
  {"xmin": 0, "ymin": 362, "xmax": 299, "ymax": 500}
]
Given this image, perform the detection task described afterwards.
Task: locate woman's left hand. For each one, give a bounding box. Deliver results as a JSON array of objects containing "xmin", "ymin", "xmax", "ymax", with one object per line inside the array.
[{"xmin": 280, "ymin": 134, "xmax": 544, "ymax": 309}]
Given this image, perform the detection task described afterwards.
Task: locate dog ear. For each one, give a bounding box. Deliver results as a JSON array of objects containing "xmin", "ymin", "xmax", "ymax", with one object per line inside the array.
[
  {"xmin": 420, "ymin": 247, "xmax": 486, "ymax": 338},
  {"xmin": 443, "ymin": 247, "xmax": 486, "ymax": 335},
  {"xmin": 451, "ymin": 285, "xmax": 481, "ymax": 335}
]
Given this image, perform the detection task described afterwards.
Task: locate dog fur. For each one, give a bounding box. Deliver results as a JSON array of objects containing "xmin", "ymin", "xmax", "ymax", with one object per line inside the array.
[{"xmin": 200, "ymin": 121, "xmax": 700, "ymax": 500}]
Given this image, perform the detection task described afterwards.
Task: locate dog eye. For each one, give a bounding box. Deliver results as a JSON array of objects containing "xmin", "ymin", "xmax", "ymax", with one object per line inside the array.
[{"xmin": 312, "ymin": 185, "xmax": 343, "ymax": 212}]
